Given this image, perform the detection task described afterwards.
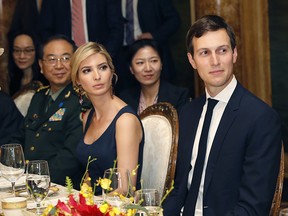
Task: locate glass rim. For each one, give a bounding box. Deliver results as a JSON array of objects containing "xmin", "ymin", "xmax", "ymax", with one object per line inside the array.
[
  {"xmin": 27, "ymin": 160, "xmax": 48, "ymax": 164},
  {"xmin": 1, "ymin": 143, "xmax": 23, "ymax": 148},
  {"xmin": 135, "ymin": 189, "xmax": 159, "ymax": 194},
  {"xmin": 104, "ymin": 167, "xmax": 129, "ymax": 172}
]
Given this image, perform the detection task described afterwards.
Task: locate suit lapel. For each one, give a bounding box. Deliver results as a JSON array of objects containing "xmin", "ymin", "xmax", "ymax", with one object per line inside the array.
[
  {"xmin": 180, "ymin": 96, "xmax": 206, "ymax": 173},
  {"xmin": 204, "ymin": 83, "xmax": 245, "ymax": 195}
]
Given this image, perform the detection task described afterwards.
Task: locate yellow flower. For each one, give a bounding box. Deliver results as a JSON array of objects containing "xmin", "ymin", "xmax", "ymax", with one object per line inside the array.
[
  {"xmin": 42, "ymin": 204, "xmax": 54, "ymax": 215},
  {"xmin": 131, "ymin": 165, "xmax": 139, "ymax": 176},
  {"xmin": 127, "ymin": 209, "xmax": 137, "ymax": 216},
  {"xmin": 100, "ymin": 178, "xmax": 112, "ymax": 190},
  {"xmin": 110, "ymin": 207, "xmax": 121, "ymax": 215},
  {"xmin": 79, "ymin": 183, "xmax": 94, "ymax": 205},
  {"xmin": 99, "ymin": 203, "xmax": 110, "ymax": 213}
]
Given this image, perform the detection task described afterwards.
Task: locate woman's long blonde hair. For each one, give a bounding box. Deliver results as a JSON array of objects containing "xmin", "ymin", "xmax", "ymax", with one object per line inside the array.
[{"xmin": 70, "ymin": 42, "xmax": 115, "ymax": 93}]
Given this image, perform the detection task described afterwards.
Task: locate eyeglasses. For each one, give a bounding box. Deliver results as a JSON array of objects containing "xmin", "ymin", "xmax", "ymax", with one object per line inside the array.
[
  {"xmin": 13, "ymin": 48, "xmax": 35, "ymax": 56},
  {"xmin": 42, "ymin": 56, "xmax": 71, "ymax": 66}
]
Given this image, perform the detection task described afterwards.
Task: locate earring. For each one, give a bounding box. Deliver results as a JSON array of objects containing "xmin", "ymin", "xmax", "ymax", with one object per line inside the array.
[
  {"xmin": 110, "ymin": 73, "xmax": 118, "ymax": 99},
  {"xmin": 73, "ymin": 84, "xmax": 86, "ymax": 105}
]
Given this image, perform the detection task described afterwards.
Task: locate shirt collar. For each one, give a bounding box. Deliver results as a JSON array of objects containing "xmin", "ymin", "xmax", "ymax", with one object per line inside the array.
[{"xmin": 206, "ymin": 75, "xmax": 237, "ymax": 103}]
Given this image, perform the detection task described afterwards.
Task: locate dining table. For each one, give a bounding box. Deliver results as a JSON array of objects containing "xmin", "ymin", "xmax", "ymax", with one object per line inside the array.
[{"xmin": 0, "ymin": 175, "xmax": 103, "ymax": 216}]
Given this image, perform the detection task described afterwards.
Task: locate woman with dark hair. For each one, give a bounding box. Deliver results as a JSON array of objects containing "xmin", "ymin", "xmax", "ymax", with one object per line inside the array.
[
  {"xmin": 119, "ymin": 39, "xmax": 191, "ymax": 114},
  {"xmin": 8, "ymin": 31, "xmax": 47, "ymax": 116},
  {"xmin": 8, "ymin": 31, "xmax": 47, "ymax": 97}
]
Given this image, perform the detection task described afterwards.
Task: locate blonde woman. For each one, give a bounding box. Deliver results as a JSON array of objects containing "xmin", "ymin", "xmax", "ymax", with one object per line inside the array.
[{"xmin": 70, "ymin": 42, "xmax": 144, "ymax": 195}]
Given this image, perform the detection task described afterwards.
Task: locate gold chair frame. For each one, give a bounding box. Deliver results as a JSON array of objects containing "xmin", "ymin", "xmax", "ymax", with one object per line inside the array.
[{"xmin": 270, "ymin": 144, "xmax": 284, "ymax": 216}]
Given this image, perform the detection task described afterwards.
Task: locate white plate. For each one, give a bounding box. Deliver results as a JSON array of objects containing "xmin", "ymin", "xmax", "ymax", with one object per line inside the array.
[{"xmin": 0, "ymin": 175, "xmax": 26, "ymax": 189}]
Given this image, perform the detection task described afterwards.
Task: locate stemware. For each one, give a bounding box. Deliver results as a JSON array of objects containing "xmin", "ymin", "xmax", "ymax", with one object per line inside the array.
[
  {"xmin": 102, "ymin": 168, "xmax": 132, "ymax": 208},
  {"xmin": 134, "ymin": 189, "xmax": 163, "ymax": 216},
  {"xmin": 0, "ymin": 143, "xmax": 25, "ymax": 195},
  {"xmin": 26, "ymin": 160, "xmax": 51, "ymax": 215}
]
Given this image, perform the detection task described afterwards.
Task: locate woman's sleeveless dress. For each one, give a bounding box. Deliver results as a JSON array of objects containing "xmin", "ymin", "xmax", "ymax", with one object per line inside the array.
[{"xmin": 76, "ymin": 105, "xmax": 144, "ymax": 195}]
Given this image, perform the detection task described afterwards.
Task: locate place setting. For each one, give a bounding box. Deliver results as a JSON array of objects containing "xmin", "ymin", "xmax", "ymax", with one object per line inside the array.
[{"xmin": 0, "ymin": 144, "xmax": 60, "ymax": 216}]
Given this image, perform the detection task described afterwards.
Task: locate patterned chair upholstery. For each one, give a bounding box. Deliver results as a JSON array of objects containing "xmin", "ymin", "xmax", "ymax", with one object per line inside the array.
[{"xmin": 139, "ymin": 102, "xmax": 179, "ymax": 199}]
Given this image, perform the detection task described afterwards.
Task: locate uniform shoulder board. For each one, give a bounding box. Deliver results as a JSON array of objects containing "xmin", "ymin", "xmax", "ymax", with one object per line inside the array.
[{"xmin": 37, "ymin": 85, "xmax": 49, "ymax": 92}]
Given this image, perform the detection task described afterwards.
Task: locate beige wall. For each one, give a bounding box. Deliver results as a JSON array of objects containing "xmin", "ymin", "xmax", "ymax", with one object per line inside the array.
[{"xmin": 0, "ymin": 0, "xmax": 16, "ymax": 93}]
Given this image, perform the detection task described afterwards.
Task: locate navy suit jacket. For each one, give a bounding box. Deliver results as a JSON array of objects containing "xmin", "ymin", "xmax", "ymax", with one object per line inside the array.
[
  {"xmin": 0, "ymin": 91, "xmax": 23, "ymax": 145},
  {"xmin": 39, "ymin": 0, "xmax": 123, "ymax": 57},
  {"xmin": 163, "ymin": 82, "xmax": 282, "ymax": 215},
  {"xmin": 8, "ymin": 0, "xmax": 40, "ymax": 39},
  {"xmin": 137, "ymin": 0, "xmax": 180, "ymax": 46},
  {"xmin": 118, "ymin": 80, "xmax": 190, "ymax": 114}
]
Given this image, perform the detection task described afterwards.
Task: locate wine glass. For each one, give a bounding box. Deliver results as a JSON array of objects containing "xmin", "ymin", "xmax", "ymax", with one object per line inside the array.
[
  {"xmin": 102, "ymin": 168, "xmax": 132, "ymax": 209},
  {"xmin": 134, "ymin": 189, "xmax": 163, "ymax": 216},
  {"xmin": 26, "ymin": 160, "xmax": 51, "ymax": 215},
  {"xmin": 0, "ymin": 143, "xmax": 25, "ymax": 196}
]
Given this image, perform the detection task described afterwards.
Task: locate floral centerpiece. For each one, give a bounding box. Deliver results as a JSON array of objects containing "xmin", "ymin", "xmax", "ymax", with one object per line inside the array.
[{"xmin": 42, "ymin": 157, "xmax": 173, "ymax": 216}]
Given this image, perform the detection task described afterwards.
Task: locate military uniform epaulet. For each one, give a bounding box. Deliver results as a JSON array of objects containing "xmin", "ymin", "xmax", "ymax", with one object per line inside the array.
[{"xmin": 37, "ymin": 85, "xmax": 49, "ymax": 92}]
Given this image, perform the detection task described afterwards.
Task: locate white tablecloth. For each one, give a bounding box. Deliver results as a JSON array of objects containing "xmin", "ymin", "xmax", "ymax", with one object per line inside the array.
[{"xmin": 0, "ymin": 177, "xmax": 103, "ymax": 215}]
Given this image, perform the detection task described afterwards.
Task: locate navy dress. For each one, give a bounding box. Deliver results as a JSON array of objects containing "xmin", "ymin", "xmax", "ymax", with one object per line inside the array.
[{"xmin": 77, "ymin": 105, "xmax": 144, "ymax": 195}]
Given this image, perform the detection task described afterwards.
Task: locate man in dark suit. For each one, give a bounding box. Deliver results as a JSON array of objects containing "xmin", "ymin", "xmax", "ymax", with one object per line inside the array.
[
  {"xmin": 11, "ymin": 35, "xmax": 85, "ymax": 188},
  {"xmin": 38, "ymin": 0, "xmax": 123, "ymax": 57},
  {"xmin": 8, "ymin": 0, "xmax": 42, "ymax": 39},
  {"xmin": 0, "ymin": 48, "xmax": 23, "ymax": 146},
  {"xmin": 114, "ymin": 0, "xmax": 180, "ymax": 93},
  {"xmin": 162, "ymin": 15, "xmax": 282, "ymax": 215}
]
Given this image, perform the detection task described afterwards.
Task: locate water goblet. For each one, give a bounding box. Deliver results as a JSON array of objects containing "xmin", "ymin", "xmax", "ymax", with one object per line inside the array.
[
  {"xmin": 102, "ymin": 168, "xmax": 132, "ymax": 209},
  {"xmin": 134, "ymin": 189, "xmax": 163, "ymax": 216},
  {"xmin": 0, "ymin": 143, "xmax": 25, "ymax": 196},
  {"xmin": 26, "ymin": 160, "xmax": 51, "ymax": 215}
]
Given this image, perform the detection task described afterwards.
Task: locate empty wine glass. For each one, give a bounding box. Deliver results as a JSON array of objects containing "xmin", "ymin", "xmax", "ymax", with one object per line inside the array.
[
  {"xmin": 102, "ymin": 168, "xmax": 132, "ymax": 209},
  {"xmin": 26, "ymin": 160, "xmax": 50, "ymax": 215},
  {"xmin": 0, "ymin": 143, "xmax": 25, "ymax": 196},
  {"xmin": 134, "ymin": 189, "xmax": 163, "ymax": 216}
]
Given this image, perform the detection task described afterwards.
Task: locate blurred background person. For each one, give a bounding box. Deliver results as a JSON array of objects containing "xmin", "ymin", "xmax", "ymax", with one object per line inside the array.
[
  {"xmin": 114, "ymin": 0, "xmax": 180, "ymax": 93},
  {"xmin": 0, "ymin": 48, "xmax": 23, "ymax": 146},
  {"xmin": 70, "ymin": 42, "xmax": 144, "ymax": 195},
  {"xmin": 8, "ymin": 31, "xmax": 47, "ymax": 96},
  {"xmin": 38, "ymin": 0, "xmax": 123, "ymax": 57},
  {"xmin": 8, "ymin": 31, "xmax": 47, "ymax": 116},
  {"xmin": 119, "ymin": 39, "xmax": 190, "ymax": 114}
]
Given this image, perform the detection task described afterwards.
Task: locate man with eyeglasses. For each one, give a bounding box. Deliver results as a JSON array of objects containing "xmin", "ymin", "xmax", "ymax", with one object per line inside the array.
[{"xmin": 11, "ymin": 35, "xmax": 86, "ymax": 188}]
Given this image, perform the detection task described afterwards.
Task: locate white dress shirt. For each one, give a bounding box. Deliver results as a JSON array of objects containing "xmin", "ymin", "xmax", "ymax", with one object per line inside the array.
[
  {"xmin": 121, "ymin": 0, "xmax": 142, "ymax": 45},
  {"xmin": 184, "ymin": 76, "xmax": 237, "ymax": 215}
]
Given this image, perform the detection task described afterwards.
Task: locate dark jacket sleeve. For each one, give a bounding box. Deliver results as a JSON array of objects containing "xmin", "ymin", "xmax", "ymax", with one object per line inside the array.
[{"xmin": 0, "ymin": 92, "xmax": 24, "ymax": 145}]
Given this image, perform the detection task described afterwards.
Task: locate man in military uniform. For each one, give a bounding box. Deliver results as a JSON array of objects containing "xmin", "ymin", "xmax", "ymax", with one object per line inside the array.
[{"xmin": 11, "ymin": 35, "xmax": 84, "ymax": 188}]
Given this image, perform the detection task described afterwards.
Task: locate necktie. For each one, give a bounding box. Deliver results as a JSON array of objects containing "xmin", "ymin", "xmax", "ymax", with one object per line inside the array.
[
  {"xmin": 45, "ymin": 95, "xmax": 54, "ymax": 112},
  {"xmin": 125, "ymin": 0, "xmax": 134, "ymax": 45},
  {"xmin": 71, "ymin": 0, "xmax": 86, "ymax": 46},
  {"xmin": 183, "ymin": 98, "xmax": 218, "ymax": 215}
]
